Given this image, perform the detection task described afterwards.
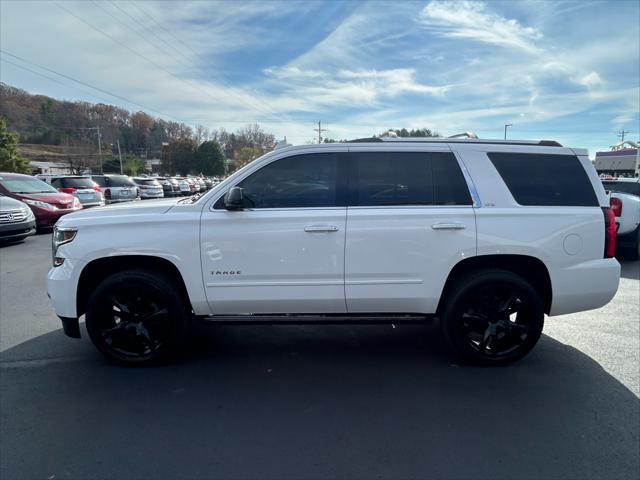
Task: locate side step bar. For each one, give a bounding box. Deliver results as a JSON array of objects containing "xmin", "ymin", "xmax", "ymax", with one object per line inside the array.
[{"xmin": 199, "ymin": 314, "xmax": 436, "ymax": 326}]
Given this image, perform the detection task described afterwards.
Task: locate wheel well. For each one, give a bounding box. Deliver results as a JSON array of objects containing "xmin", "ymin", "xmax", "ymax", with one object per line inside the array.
[
  {"xmin": 437, "ymin": 255, "xmax": 553, "ymax": 315},
  {"xmin": 76, "ymin": 256, "xmax": 192, "ymax": 317}
]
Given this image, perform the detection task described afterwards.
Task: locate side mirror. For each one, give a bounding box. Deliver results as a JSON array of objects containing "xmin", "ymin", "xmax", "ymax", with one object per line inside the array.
[{"xmin": 224, "ymin": 187, "xmax": 244, "ymax": 210}]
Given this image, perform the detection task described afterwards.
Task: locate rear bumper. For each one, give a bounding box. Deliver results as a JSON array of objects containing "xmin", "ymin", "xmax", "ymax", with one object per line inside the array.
[{"xmin": 549, "ymin": 258, "xmax": 621, "ymax": 316}]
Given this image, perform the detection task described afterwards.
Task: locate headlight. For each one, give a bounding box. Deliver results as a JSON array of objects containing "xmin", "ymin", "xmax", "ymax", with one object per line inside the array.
[
  {"xmin": 24, "ymin": 199, "xmax": 57, "ymax": 210},
  {"xmin": 72, "ymin": 197, "xmax": 81, "ymax": 209},
  {"xmin": 24, "ymin": 207, "xmax": 35, "ymax": 220},
  {"xmin": 52, "ymin": 226, "xmax": 77, "ymax": 267}
]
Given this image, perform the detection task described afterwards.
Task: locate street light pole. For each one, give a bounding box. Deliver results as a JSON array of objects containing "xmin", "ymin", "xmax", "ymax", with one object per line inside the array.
[
  {"xmin": 116, "ymin": 140, "xmax": 123, "ymax": 174},
  {"xmin": 504, "ymin": 123, "xmax": 513, "ymax": 140}
]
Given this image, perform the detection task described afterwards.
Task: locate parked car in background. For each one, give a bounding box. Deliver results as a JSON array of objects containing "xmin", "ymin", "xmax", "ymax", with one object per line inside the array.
[
  {"xmin": 602, "ymin": 177, "xmax": 640, "ymax": 259},
  {"xmin": 153, "ymin": 177, "xmax": 179, "ymax": 197},
  {"xmin": 91, "ymin": 175, "xmax": 137, "ymax": 204},
  {"xmin": 184, "ymin": 177, "xmax": 197, "ymax": 194},
  {"xmin": 132, "ymin": 177, "xmax": 164, "ymax": 200},
  {"xmin": 0, "ymin": 194, "xmax": 36, "ymax": 243},
  {"xmin": 0, "ymin": 172, "xmax": 81, "ymax": 228},
  {"xmin": 175, "ymin": 177, "xmax": 192, "ymax": 196},
  {"xmin": 37, "ymin": 175, "xmax": 104, "ymax": 208},
  {"xmin": 197, "ymin": 178, "xmax": 207, "ymax": 192},
  {"xmin": 204, "ymin": 178, "xmax": 213, "ymax": 189}
]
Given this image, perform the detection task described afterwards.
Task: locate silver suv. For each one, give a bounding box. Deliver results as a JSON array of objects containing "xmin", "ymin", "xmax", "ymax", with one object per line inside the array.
[{"xmin": 91, "ymin": 175, "xmax": 137, "ymax": 204}]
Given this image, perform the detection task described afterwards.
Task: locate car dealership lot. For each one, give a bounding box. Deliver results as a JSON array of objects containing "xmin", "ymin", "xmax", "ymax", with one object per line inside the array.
[{"xmin": 1, "ymin": 234, "xmax": 639, "ymax": 480}]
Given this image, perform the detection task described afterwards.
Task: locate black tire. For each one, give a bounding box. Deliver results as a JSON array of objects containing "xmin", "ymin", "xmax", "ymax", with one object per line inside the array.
[
  {"xmin": 85, "ymin": 269, "xmax": 189, "ymax": 365},
  {"xmin": 441, "ymin": 269, "xmax": 544, "ymax": 366}
]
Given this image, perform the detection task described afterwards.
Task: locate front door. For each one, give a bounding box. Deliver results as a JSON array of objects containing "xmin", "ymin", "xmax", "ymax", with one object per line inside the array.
[
  {"xmin": 345, "ymin": 148, "xmax": 477, "ymax": 314},
  {"xmin": 201, "ymin": 151, "xmax": 348, "ymax": 315}
]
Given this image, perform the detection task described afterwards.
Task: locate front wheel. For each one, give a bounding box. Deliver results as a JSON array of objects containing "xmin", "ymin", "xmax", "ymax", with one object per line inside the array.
[
  {"xmin": 85, "ymin": 269, "xmax": 189, "ymax": 365},
  {"xmin": 441, "ymin": 270, "xmax": 544, "ymax": 366}
]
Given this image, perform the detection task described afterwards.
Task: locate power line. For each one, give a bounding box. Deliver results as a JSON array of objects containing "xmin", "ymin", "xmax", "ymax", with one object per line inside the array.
[
  {"xmin": 126, "ymin": 0, "xmax": 292, "ymax": 124},
  {"xmin": 314, "ymin": 120, "xmax": 328, "ymax": 143},
  {"xmin": 56, "ymin": 0, "xmax": 289, "ymax": 125}
]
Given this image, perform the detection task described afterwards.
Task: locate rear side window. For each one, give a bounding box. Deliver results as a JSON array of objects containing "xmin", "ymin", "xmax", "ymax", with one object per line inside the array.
[
  {"xmin": 106, "ymin": 176, "xmax": 136, "ymax": 187},
  {"xmin": 352, "ymin": 152, "xmax": 471, "ymax": 206},
  {"xmin": 53, "ymin": 177, "xmax": 94, "ymax": 188},
  {"xmin": 92, "ymin": 176, "xmax": 106, "ymax": 187},
  {"xmin": 488, "ymin": 153, "xmax": 598, "ymax": 206},
  {"xmin": 602, "ymin": 181, "xmax": 640, "ymax": 196},
  {"xmin": 233, "ymin": 153, "xmax": 339, "ymax": 208}
]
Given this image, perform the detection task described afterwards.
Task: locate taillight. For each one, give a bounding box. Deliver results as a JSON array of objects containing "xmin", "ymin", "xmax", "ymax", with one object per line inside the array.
[
  {"xmin": 610, "ymin": 197, "xmax": 622, "ymax": 217},
  {"xmin": 58, "ymin": 187, "xmax": 76, "ymax": 194},
  {"xmin": 602, "ymin": 207, "xmax": 616, "ymax": 258},
  {"xmin": 92, "ymin": 182, "xmax": 102, "ymax": 192},
  {"xmin": 104, "ymin": 188, "xmax": 111, "ymax": 199}
]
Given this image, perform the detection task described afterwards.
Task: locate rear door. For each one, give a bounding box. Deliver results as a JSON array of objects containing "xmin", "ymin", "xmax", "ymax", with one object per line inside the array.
[{"xmin": 344, "ymin": 147, "xmax": 477, "ymax": 314}]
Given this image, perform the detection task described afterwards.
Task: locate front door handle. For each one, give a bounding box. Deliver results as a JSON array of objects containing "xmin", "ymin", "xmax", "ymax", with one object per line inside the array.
[
  {"xmin": 431, "ymin": 222, "xmax": 466, "ymax": 230},
  {"xmin": 304, "ymin": 225, "xmax": 339, "ymax": 233}
]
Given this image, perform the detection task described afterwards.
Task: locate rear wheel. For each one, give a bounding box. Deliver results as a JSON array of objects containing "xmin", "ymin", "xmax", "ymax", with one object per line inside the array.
[
  {"xmin": 441, "ymin": 270, "xmax": 544, "ymax": 366},
  {"xmin": 85, "ymin": 269, "xmax": 189, "ymax": 365}
]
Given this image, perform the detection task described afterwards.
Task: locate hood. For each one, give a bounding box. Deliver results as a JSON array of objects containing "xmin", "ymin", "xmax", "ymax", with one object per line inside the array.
[
  {"xmin": 15, "ymin": 191, "xmax": 75, "ymax": 207},
  {"xmin": 57, "ymin": 197, "xmax": 180, "ymax": 225},
  {"xmin": 0, "ymin": 195, "xmax": 29, "ymax": 211}
]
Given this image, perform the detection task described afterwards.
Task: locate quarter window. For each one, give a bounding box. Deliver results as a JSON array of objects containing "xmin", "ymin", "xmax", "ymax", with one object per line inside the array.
[
  {"xmin": 232, "ymin": 153, "xmax": 339, "ymax": 209},
  {"xmin": 488, "ymin": 153, "xmax": 598, "ymax": 206}
]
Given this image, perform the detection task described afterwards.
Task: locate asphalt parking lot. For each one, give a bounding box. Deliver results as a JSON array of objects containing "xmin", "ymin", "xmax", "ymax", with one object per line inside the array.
[{"xmin": 1, "ymin": 232, "xmax": 638, "ymax": 480}]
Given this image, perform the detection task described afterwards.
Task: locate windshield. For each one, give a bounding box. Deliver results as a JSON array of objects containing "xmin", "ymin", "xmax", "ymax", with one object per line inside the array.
[
  {"xmin": 107, "ymin": 176, "xmax": 136, "ymax": 187},
  {"xmin": 0, "ymin": 178, "xmax": 58, "ymax": 194}
]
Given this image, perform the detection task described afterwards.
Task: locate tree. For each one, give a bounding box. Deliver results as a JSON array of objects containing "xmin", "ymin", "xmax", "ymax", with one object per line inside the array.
[
  {"xmin": 103, "ymin": 155, "xmax": 145, "ymax": 176},
  {"xmin": 195, "ymin": 140, "xmax": 225, "ymax": 176},
  {"xmin": 233, "ymin": 146, "xmax": 261, "ymax": 170},
  {"xmin": 0, "ymin": 117, "xmax": 30, "ymax": 173},
  {"xmin": 162, "ymin": 138, "xmax": 196, "ymax": 175},
  {"xmin": 378, "ymin": 128, "xmax": 439, "ymax": 138}
]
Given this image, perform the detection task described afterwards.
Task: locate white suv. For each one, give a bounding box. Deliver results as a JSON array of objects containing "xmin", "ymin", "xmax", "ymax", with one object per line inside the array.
[{"xmin": 47, "ymin": 137, "xmax": 620, "ymax": 366}]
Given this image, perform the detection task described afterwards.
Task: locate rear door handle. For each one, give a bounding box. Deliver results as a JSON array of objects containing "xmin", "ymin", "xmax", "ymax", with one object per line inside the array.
[
  {"xmin": 431, "ymin": 222, "xmax": 466, "ymax": 230},
  {"xmin": 304, "ymin": 225, "xmax": 339, "ymax": 233}
]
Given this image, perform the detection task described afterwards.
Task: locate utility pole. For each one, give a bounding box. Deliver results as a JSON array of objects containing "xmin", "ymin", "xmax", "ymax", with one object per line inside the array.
[
  {"xmin": 116, "ymin": 139, "xmax": 123, "ymax": 174},
  {"xmin": 96, "ymin": 126, "xmax": 103, "ymax": 174},
  {"xmin": 617, "ymin": 129, "xmax": 630, "ymax": 142},
  {"xmin": 504, "ymin": 123, "xmax": 513, "ymax": 140},
  {"xmin": 314, "ymin": 120, "xmax": 327, "ymax": 144}
]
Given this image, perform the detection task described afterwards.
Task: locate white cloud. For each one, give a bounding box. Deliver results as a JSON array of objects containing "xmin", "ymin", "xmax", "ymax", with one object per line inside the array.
[
  {"xmin": 418, "ymin": 1, "xmax": 543, "ymax": 53},
  {"xmin": 577, "ymin": 71, "xmax": 605, "ymax": 89}
]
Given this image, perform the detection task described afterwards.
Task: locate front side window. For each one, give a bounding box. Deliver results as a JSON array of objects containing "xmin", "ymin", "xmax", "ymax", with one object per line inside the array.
[{"xmin": 228, "ymin": 153, "xmax": 339, "ymax": 209}]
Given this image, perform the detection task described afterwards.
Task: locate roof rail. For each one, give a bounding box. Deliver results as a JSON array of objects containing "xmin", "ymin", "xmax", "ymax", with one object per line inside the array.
[
  {"xmin": 448, "ymin": 132, "xmax": 479, "ymax": 139},
  {"xmin": 346, "ymin": 136, "xmax": 563, "ymax": 147}
]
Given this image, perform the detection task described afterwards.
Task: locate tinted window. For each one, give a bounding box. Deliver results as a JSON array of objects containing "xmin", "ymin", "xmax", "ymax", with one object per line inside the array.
[
  {"xmin": 106, "ymin": 176, "xmax": 136, "ymax": 187},
  {"xmin": 432, "ymin": 153, "xmax": 473, "ymax": 205},
  {"xmin": 354, "ymin": 152, "xmax": 432, "ymax": 206},
  {"xmin": 602, "ymin": 181, "xmax": 640, "ymax": 197},
  {"xmin": 352, "ymin": 152, "xmax": 471, "ymax": 206},
  {"xmin": 54, "ymin": 177, "xmax": 95, "ymax": 188},
  {"xmin": 134, "ymin": 178, "xmax": 161, "ymax": 186},
  {"xmin": 91, "ymin": 176, "xmax": 106, "ymax": 187},
  {"xmin": 488, "ymin": 153, "xmax": 598, "ymax": 206},
  {"xmin": 231, "ymin": 153, "xmax": 338, "ymax": 208}
]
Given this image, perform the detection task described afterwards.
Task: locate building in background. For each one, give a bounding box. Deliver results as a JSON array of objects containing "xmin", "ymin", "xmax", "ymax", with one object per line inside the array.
[
  {"xmin": 29, "ymin": 160, "xmax": 71, "ymax": 175},
  {"xmin": 594, "ymin": 140, "xmax": 639, "ymax": 177}
]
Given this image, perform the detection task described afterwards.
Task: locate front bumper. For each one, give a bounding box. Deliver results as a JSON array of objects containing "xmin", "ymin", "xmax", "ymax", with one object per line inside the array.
[
  {"xmin": 32, "ymin": 207, "xmax": 80, "ymax": 228},
  {"xmin": 0, "ymin": 219, "xmax": 36, "ymax": 240}
]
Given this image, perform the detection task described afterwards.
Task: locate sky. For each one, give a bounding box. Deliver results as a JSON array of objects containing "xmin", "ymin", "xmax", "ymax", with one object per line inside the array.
[{"xmin": 1, "ymin": 0, "xmax": 638, "ymax": 156}]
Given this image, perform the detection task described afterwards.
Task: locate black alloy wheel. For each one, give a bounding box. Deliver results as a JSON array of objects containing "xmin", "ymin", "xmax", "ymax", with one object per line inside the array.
[
  {"xmin": 85, "ymin": 270, "xmax": 188, "ymax": 364},
  {"xmin": 442, "ymin": 270, "xmax": 544, "ymax": 366}
]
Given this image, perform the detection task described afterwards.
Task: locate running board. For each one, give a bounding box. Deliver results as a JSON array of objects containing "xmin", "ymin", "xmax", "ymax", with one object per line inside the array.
[{"xmin": 199, "ymin": 314, "xmax": 436, "ymax": 326}]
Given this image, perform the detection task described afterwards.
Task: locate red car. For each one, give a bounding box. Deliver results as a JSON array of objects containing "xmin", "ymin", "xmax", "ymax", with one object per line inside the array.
[{"xmin": 0, "ymin": 172, "xmax": 82, "ymax": 229}]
